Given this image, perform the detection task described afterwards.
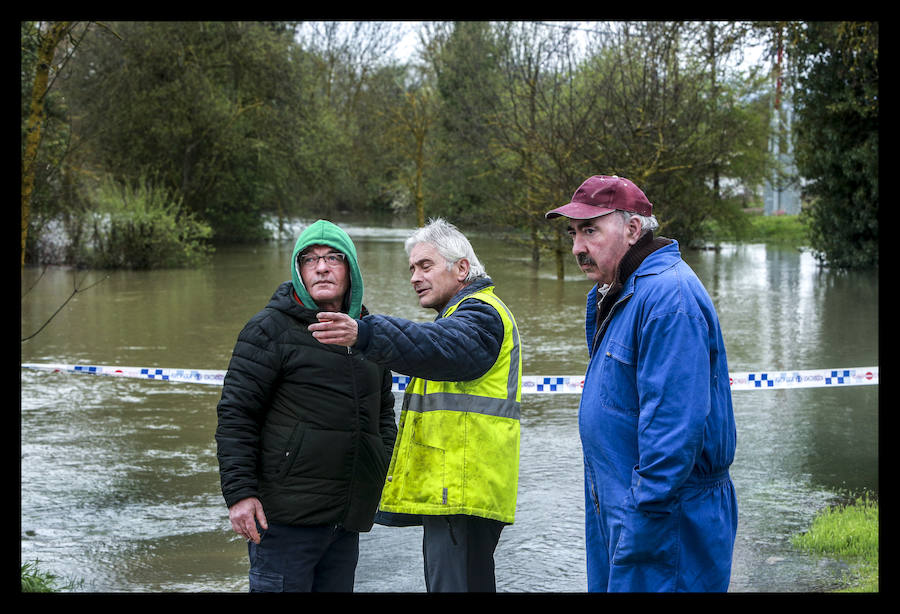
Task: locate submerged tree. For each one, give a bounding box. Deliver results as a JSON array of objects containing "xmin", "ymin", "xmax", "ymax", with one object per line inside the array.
[
  {"xmin": 429, "ymin": 21, "xmax": 608, "ymax": 275},
  {"xmin": 580, "ymin": 21, "xmax": 770, "ymax": 247},
  {"xmin": 22, "ymin": 20, "xmax": 781, "ymax": 271}
]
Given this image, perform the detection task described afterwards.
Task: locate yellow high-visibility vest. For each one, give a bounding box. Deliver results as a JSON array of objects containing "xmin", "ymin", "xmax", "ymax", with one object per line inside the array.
[{"xmin": 379, "ymin": 286, "xmax": 522, "ymax": 523}]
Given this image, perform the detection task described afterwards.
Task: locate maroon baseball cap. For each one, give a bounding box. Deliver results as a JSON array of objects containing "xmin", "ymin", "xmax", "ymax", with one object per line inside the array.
[{"xmin": 545, "ymin": 175, "xmax": 653, "ymax": 219}]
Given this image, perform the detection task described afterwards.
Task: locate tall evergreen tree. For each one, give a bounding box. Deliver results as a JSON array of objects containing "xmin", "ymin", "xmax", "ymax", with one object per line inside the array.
[{"xmin": 788, "ymin": 21, "xmax": 878, "ymax": 268}]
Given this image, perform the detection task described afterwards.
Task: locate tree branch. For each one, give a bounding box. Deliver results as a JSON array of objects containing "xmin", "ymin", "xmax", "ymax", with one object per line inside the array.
[{"xmin": 21, "ymin": 272, "xmax": 109, "ymax": 343}]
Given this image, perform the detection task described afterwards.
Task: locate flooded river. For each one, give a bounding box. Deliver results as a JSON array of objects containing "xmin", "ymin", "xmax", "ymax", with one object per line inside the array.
[{"xmin": 20, "ymin": 221, "xmax": 878, "ymax": 592}]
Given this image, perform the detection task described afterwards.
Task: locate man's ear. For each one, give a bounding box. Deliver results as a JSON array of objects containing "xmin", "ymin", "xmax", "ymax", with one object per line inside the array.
[
  {"xmin": 625, "ymin": 216, "xmax": 642, "ymax": 245},
  {"xmin": 455, "ymin": 258, "xmax": 471, "ymax": 282}
]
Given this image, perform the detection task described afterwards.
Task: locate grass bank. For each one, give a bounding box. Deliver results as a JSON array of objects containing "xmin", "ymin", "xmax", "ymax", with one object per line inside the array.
[
  {"xmin": 792, "ymin": 493, "xmax": 879, "ymax": 592},
  {"xmin": 700, "ymin": 211, "xmax": 809, "ymax": 248}
]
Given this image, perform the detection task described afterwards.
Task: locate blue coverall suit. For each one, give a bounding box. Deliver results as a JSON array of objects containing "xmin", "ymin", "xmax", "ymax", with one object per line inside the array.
[{"xmin": 579, "ymin": 238, "xmax": 738, "ymax": 592}]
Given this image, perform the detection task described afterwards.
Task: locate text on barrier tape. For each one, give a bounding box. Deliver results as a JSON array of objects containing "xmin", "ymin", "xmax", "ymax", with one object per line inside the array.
[{"xmin": 21, "ymin": 363, "xmax": 878, "ymax": 393}]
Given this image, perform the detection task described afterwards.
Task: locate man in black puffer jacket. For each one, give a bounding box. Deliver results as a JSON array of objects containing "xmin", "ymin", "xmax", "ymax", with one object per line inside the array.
[{"xmin": 215, "ymin": 220, "xmax": 397, "ymax": 592}]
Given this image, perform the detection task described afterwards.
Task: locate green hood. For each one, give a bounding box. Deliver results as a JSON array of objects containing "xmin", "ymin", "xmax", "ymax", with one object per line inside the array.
[{"xmin": 291, "ymin": 220, "xmax": 364, "ymax": 319}]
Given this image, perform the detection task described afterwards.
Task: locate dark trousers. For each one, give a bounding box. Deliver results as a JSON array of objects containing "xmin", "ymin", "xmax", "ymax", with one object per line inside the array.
[
  {"xmin": 421, "ymin": 514, "xmax": 505, "ymax": 592},
  {"xmin": 247, "ymin": 522, "xmax": 359, "ymax": 592}
]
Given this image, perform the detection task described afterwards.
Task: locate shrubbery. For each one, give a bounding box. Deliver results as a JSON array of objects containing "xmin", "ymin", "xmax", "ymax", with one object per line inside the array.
[
  {"xmin": 30, "ymin": 175, "xmax": 214, "ymax": 269},
  {"xmin": 85, "ymin": 176, "xmax": 213, "ymax": 269}
]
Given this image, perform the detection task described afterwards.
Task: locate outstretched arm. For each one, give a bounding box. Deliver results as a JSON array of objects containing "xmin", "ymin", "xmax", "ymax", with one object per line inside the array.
[{"xmin": 310, "ymin": 302, "xmax": 503, "ymax": 382}]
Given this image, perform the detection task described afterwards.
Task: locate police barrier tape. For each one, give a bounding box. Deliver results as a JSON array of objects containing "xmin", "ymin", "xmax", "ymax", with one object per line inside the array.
[{"xmin": 21, "ymin": 363, "xmax": 879, "ymax": 393}]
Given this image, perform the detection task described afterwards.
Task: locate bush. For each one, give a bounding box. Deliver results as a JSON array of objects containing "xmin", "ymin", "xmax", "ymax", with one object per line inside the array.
[{"xmin": 85, "ymin": 175, "xmax": 213, "ymax": 269}]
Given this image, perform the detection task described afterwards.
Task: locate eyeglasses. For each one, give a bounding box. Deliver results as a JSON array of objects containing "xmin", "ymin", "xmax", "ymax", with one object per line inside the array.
[{"xmin": 299, "ymin": 252, "xmax": 347, "ymax": 268}]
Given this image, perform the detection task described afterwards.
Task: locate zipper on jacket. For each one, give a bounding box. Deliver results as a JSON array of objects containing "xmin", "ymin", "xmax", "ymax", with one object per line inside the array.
[{"xmin": 341, "ymin": 347, "xmax": 361, "ymax": 525}]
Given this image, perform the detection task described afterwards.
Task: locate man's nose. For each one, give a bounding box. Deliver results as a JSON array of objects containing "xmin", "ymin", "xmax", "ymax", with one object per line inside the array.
[{"xmin": 571, "ymin": 233, "xmax": 585, "ymax": 256}]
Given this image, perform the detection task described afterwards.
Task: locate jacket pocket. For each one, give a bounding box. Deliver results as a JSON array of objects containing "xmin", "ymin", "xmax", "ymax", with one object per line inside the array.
[
  {"xmin": 611, "ymin": 494, "xmax": 680, "ymax": 568},
  {"xmin": 249, "ymin": 570, "xmax": 284, "ymax": 592},
  {"xmin": 398, "ymin": 424, "xmax": 447, "ymax": 506},
  {"xmin": 598, "ymin": 339, "xmax": 639, "ymax": 415},
  {"xmin": 585, "ymin": 462, "xmax": 602, "ymax": 516},
  {"xmin": 276, "ymin": 421, "xmax": 307, "ymax": 480}
]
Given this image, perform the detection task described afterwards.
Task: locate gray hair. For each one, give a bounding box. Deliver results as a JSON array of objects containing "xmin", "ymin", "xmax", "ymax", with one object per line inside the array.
[
  {"xmin": 405, "ymin": 218, "xmax": 487, "ymax": 283},
  {"xmin": 616, "ymin": 210, "xmax": 660, "ymax": 236}
]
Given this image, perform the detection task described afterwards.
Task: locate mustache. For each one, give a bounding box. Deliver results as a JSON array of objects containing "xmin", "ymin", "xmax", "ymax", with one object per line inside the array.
[{"xmin": 576, "ymin": 253, "xmax": 595, "ymax": 266}]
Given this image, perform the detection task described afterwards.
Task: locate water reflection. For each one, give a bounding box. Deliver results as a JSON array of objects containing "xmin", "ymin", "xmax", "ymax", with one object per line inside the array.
[{"xmin": 21, "ymin": 228, "xmax": 877, "ymax": 592}]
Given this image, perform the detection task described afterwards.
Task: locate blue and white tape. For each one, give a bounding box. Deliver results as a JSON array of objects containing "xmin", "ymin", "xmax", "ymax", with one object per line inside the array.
[
  {"xmin": 22, "ymin": 363, "xmax": 879, "ymax": 393},
  {"xmin": 21, "ymin": 363, "xmax": 227, "ymax": 386}
]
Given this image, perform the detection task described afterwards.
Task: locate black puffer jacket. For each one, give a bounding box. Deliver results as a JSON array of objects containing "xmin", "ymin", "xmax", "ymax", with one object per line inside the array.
[{"xmin": 215, "ymin": 281, "xmax": 397, "ymax": 532}]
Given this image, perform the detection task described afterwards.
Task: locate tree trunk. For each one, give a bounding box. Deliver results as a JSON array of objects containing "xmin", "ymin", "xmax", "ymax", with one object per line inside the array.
[
  {"xmin": 414, "ymin": 131, "xmax": 425, "ymax": 227},
  {"xmin": 552, "ymin": 226, "xmax": 568, "ymax": 280},
  {"xmin": 22, "ymin": 21, "xmax": 70, "ymax": 268}
]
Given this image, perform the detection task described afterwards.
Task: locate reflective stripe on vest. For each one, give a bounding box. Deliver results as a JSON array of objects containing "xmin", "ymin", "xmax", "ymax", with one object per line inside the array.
[{"xmin": 404, "ymin": 392, "xmax": 520, "ymax": 420}]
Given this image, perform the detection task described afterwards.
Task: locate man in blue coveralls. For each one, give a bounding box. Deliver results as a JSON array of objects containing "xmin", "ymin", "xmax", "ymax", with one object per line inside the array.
[{"xmin": 546, "ymin": 175, "xmax": 738, "ymax": 592}]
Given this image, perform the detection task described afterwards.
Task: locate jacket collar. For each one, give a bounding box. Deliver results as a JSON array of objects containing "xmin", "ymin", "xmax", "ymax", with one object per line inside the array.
[
  {"xmin": 587, "ymin": 235, "xmax": 675, "ymax": 350},
  {"xmin": 600, "ymin": 234, "xmax": 673, "ymax": 304},
  {"xmin": 438, "ymin": 277, "xmax": 494, "ymax": 319},
  {"xmin": 619, "ymin": 233, "xmax": 673, "ymax": 287}
]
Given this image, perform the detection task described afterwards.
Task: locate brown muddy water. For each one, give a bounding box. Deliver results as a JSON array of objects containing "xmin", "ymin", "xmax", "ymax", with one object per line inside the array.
[{"xmin": 21, "ymin": 222, "xmax": 878, "ymax": 592}]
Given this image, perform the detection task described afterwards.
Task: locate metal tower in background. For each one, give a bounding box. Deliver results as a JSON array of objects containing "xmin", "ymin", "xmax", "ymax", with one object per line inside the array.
[{"xmin": 763, "ymin": 38, "xmax": 802, "ymax": 216}]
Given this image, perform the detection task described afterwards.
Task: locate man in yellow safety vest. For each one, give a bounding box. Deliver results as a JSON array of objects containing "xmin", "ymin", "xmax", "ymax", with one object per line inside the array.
[{"xmin": 309, "ymin": 217, "xmax": 521, "ymax": 592}]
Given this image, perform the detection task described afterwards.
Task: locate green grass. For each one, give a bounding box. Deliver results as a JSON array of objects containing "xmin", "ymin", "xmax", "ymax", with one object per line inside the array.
[
  {"xmin": 21, "ymin": 560, "xmax": 82, "ymax": 592},
  {"xmin": 742, "ymin": 214, "xmax": 808, "ymax": 245},
  {"xmin": 792, "ymin": 493, "xmax": 879, "ymax": 592},
  {"xmin": 700, "ymin": 211, "xmax": 809, "ymax": 247}
]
